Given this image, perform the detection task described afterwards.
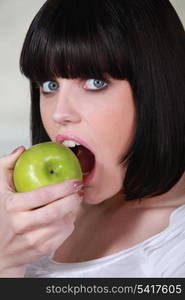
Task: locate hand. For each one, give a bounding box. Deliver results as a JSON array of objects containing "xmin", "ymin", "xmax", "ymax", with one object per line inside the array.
[{"xmin": 0, "ymin": 146, "xmax": 83, "ymax": 277}]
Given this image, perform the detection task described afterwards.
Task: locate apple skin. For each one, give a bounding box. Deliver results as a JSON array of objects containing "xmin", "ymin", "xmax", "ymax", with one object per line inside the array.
[{"xmin": 13, "ymin": 142, "xmax": 83, "ymax": 192}]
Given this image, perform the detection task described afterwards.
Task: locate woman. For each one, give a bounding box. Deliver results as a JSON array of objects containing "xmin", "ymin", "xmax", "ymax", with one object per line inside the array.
[{"xmin": 0, "ymin": 0, "xmax": 185, "ymax": 277}]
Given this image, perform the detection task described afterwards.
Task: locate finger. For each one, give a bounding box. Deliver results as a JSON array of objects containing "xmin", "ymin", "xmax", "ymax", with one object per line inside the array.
[
  {"xmin": 30, "ymin": 217, "xmax": 75, "ymax": 256},
  {"xmin": 15, "ymin": 215, "xmax": 75, "ymax": 260},
  {"xmin": 11, "ymin": 179, "xmax": 83, "ymax": 211},
  {"xmin": 0, "ymin": 146, "xmax": 25, "ymax": 190},
  {"xmin": 29, "ymin": 192, "xmax": 82, "ymax": 227},
  {"xmin": 7, "ymin": 214, "xmax": 75, "ymax": 265},
  {"xmin": 11, "ymin": 192, "xmax": 81, "ymax": 234}
]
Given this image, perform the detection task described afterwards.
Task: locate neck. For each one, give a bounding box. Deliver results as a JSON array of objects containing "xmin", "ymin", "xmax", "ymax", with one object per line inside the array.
[
  {"xmin": 80, "ymin": 172, "xmax": 185, "ymax": 218},
  {"xmin": 138, "ymin": 172, "xmax": 185, "ymax": 208}
]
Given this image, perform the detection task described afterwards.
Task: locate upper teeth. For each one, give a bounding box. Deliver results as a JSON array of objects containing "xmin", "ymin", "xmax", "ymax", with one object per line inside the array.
[{"xmin": 62, "ymin": 140, "xmax": 81, "ymax": 148}]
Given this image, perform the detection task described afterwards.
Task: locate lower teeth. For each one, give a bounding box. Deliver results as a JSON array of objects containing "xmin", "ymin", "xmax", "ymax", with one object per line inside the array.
[{"xmin": 83, "ymin": 172, "xmax": 89, "ymax": 176}]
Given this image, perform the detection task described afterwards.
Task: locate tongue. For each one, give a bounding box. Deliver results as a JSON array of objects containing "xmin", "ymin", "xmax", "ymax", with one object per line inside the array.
[{"xmin": 76, "ymin": 145, "xmax": 95, "ymax": 173}]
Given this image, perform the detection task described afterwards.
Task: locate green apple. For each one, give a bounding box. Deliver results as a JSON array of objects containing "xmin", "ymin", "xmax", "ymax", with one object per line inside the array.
[{"xmin": 13, "ymin": 142, "xmax": 82, "ymax": 192}]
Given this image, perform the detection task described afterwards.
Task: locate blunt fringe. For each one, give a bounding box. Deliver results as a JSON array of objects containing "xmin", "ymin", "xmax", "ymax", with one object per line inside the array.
[{"xmin": 20, "ymin": 0, "xmax": 185, "ymax": 200}]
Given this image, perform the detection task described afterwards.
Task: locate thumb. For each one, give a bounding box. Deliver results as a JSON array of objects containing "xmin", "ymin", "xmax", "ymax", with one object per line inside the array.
[
  {"xmin": 1, "ymin": 146, "xmax": 25, "ymax": 170},
  {"xmin": 0, "ymin": 146, "xmax": 25, "ymax": 191}
]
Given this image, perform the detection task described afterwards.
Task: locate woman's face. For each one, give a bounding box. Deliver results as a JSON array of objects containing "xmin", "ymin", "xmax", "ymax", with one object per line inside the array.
[{"xmin": 40, "ymin": 76, "xmax": 135, "ymax": 204}]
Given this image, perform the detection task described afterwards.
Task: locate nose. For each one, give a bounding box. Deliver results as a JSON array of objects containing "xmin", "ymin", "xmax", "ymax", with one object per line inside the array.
[{"xmin": 52, "ymin": 86, "xmax": 81, "ymax": 126}]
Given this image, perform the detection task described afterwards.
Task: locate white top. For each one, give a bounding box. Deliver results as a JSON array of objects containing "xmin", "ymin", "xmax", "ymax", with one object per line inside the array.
[{"xmin": 25, "ymin": 204, "xmax": 185, "ymax": 278}]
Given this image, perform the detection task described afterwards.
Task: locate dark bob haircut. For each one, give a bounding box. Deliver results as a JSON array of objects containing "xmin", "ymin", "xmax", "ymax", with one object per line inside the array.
[{"xmin": 20, "ymin": 0, "xmax": 185, "ymax": 200}]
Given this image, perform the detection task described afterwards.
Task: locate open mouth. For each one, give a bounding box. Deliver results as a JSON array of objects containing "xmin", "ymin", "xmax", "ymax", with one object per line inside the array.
[{"xmin": 61, "ymin": 139, "xmax": 96, "ymax": 183}]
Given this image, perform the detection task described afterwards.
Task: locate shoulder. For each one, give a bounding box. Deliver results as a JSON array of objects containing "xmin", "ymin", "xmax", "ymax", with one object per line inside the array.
[{"xmin": 143, "ymin": 204, "xmax": 185, "ymax": 277}]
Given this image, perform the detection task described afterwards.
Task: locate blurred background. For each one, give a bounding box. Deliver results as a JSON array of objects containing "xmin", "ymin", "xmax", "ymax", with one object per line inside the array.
[{"xmin": 0, "ymin": 0, "xmax": 185, "ymax": 156}]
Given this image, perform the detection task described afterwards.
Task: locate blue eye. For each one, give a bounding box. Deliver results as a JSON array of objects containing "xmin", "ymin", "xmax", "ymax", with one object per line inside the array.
[
  {"xmin": 84, "ymin": 79, "xmax": 108, "ymax": 90},
  {"xmin": 42, "ymin": 81, "xmax": 59, "ymax": 93}
]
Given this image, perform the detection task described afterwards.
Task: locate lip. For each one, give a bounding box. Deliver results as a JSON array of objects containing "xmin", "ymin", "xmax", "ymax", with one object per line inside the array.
[{"xmin": 55, "ymin": 134, "xmax": 96, "ymax": 184}]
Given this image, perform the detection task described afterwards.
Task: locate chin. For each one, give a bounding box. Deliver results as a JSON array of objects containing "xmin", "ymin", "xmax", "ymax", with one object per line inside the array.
[{"xmin": 82, "ymin": 184, "xmax": 122, "ymax": 205}]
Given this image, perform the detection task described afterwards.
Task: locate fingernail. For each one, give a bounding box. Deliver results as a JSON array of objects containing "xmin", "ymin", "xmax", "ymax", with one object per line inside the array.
[
  {"xmin": 73, "ymin": 181, "xmax": 83, "ymax": 190},
  {"xmin": 78, "ymin": 190, "xmax": 85, "ymax": 197},
  {"xmin": 11, "ymin": 146, "xmax": 24, "ymax": 154}
]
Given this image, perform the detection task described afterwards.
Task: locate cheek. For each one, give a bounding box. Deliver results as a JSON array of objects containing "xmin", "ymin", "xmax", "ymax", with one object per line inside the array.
[
  {"xmin": 89, "ymin": 101, "xmax": 135, "ymax": 160},
  {"xmin": 40, "ymin": 100, "xmax": 54, "ymax": 136}
]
